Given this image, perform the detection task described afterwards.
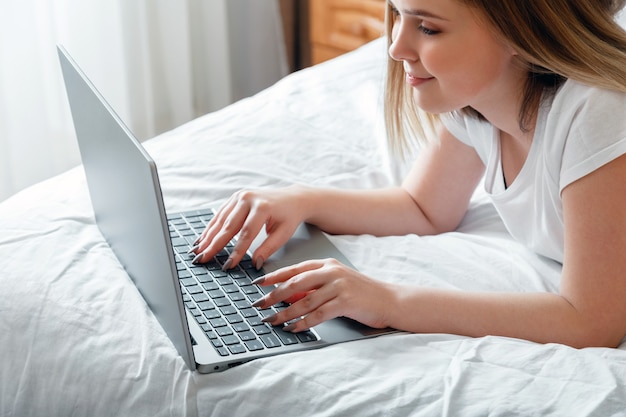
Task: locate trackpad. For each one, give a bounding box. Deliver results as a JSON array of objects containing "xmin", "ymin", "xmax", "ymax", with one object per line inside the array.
[{"xmin": 249, "ymin": 223, "xmax": 355, "ymax": 273}]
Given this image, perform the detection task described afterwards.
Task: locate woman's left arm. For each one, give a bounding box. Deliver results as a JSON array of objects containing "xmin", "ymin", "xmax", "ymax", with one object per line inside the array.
[
  {"xmin": 554, "ymin": 153, "xmax": 626, "ymax": 347},
  {"xmin": 392, "ymin": 153, "xmax": 626, "ymax": 348}
]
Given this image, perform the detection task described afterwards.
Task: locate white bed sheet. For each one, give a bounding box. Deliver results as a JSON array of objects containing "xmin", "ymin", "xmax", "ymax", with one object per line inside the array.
[{"xmin": 2, "ymin": 39, "xmax": 626, "ymax": 416}]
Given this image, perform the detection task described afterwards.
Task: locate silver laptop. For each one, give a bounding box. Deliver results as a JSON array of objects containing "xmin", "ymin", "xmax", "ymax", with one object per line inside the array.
[{"xmin": 58, "ymin": 46, "xmax": 394, "ymax": 373}]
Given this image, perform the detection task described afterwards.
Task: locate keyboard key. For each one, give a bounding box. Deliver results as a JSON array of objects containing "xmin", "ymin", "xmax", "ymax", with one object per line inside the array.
[
  {"xmin": 228, "ymin": 344, "xmax": 246, "ymax": 354},
  {"xmin": 196, "ymin": 275, "xmax": 213, "ymax": 283},
  {"xmin": 260, "ymin": 334, "xmax": 281, "ymax": 348},
  {"xmin": 234, "ymin": 300, "xmax": 252, "ymax": 309},
  {"xmin": 192, "ymin": 293, "xmax": 210, "ymax": 303},
  {"xmin": 210, "ymin": 270, "xmax": 228, "ymax": 278},
  {"xmin": 232, "ymin": 322, "xmax": 250, "ymax": 333},
  {"xmin": 297, "ymin": 331, "xmax": 317, "ymax": 343},
  {"xmin": 222, "ymin": 335, "xmax": 240, "ymax": 345},
  {"xmin": 178, "ymin": 270, "xmax": 192, "ymax": 279},
  {"xmin": 242, "ymin": 286, "xmax": 259, "ymax": 295},
  {"xmin": 180, "ymin": 278, "xmax": 197, "ymax": 287},
  {"xmin": 171, "ymin": 237, "xmax": 188, "ymax": 247},
  {"xmin": 229, "ymin": 292, "xmax": 247, "ymax": 302},
  {"xmin": 222, "ymin": 284, "xmax": 239, "ymax": 294},
  {"xmin": 274, "ymin": 328, "xmax": 299, "ymax": 345},
  {"xmin": 216, "ymin": 347, "xmax": 230, "ymax": 357},
  {"xmin": 234, "ymin": 277, "xmax": 253, "ymax": 287},
  {"xmin": 229, "ymin": 270, "xmax": 246, "ymax": 280},
  {"xmin": 238, "ymin": 331, "xmax": 256, "ymax": 342},
  {"xmin": 216, "ymin": 327, "xmax": 233, "ymax": 337},
  {"xmin": 246, "ymin": 316, "xmax": 264, "ymax": 326},
  {"xmin": 209, "ymin": 318, "xmax": 227, "ymax": 328},
  {"xmin": 252, "ymin": 324, "xmax": 272, "ymax": 335},
  {"xmin": 196, "ymin": 300, "xmax": 215, "ymax": 311},
  {"xmin": 247, "ymin": 293, "xmax": 263, "ymax": 303},
  {"xmin": 220, "ymin": 306, "xmax": 237, "ymax": 316},
  {"xmin": 202, "ymin": 282, "xmax": 219, "ymax": 291},
  {"xmin": 244, "ymin": 340, "xmax": 265, "ymax": 351},
  {"xmin": 208, "ymin": 289, "xmax": 225, "ymax": 299},
  {"xmin": 214, "ymin": 298, "xmax": 232, "ymax": 308},
  {"xmin": 240, "ymin": 308, "xmax": 259, "ymax": 318},
  {"xmin": 216, "ymin": 277, "xmax": 233, "ymax": 285},
  {"xmin": 245, "ymin": 268, "xmax": 265, "ymax": 280},
  {"xmin": 203, "ymin": 310, "xmax": 221, "ymax": 320},
  {"xmin": 226, "ymin": 314, "xmax": 244, "ymax": 324},
  {"xmin": 187, "ymin": 285, "xmax": 203, "ymax": 295},
  {"xmin": 190, "ymin": 266, "xmax": 208, "ymax": 276}
]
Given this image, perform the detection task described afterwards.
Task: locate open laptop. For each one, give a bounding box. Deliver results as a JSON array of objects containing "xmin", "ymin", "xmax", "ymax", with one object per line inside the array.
[{"xmin": 57, "ymin": 46, "xmax": 395, "ymax": 373}]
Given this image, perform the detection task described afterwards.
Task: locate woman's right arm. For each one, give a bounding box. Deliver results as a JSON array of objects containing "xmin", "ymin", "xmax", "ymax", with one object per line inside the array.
[{"xmin": 191, "ymin": 127, "xmax": 485, "ymax": 268}]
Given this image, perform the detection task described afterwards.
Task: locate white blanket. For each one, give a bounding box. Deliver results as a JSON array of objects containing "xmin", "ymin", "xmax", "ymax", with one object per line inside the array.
[{"xmin": 2, "ymin": 39, "xmax": 625, "ymax": 416}]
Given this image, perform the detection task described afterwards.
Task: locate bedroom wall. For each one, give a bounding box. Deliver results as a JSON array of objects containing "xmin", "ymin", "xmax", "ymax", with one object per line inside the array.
[{"xmin": 0, "ymin": 0, "xmax": 288, "ymax": 203}]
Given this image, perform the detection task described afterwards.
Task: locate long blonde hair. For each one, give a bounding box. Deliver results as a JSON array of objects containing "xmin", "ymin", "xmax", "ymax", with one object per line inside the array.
[{"xmin": 384, "ymin": 0, "xmax": 626, "ymax": 157}]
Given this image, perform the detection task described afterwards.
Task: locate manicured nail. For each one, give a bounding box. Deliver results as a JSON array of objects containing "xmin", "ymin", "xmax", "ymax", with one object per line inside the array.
[
  {"xmin": 251, "ymin": 298, "xmax": 265, "ymax": 308},
  {"xmin": 192, "ymin": 236, "xmax": 201, "ymax": 246},
  {"xmin": 282, "ymin": 323, "xmax": 297, "ymax": 332},
  {"xmin": 251, "ymin": 276, "xmax": 265, "ymax": 286},
  {"xmin": 192, "ymin": 253, "xmax": 203, "ymax": 264},
  {"xmin": 187, "ymin": 245, "xmax": 199, "ymax": 255},
  {"xmin": 255, "ymin": 256, "xmax": 264, "ymax": 271},
  {"xmin": 261, "ymin": 314, "xmax": 278, "ymax": 324},
  {"xmin": 221, "ymin": 258, "xmax": 233, "ymax": 271}
]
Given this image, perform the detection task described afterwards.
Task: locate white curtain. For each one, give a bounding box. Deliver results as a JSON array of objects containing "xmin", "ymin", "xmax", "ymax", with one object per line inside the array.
[{"xmin": 0, "ymin": 0, "xmax": 288, "ymax": 202}]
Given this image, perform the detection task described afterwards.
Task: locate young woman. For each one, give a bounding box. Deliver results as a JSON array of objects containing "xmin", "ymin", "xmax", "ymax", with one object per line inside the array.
[{"xmin": 191, "ymin": 0, "xmax": 626, "ymax": 348}]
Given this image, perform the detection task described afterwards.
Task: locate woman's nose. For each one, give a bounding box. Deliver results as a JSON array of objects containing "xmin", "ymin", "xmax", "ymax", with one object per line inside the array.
[{"xmin": 388, "ymin": 20, "xmax": 419, "ymax": 63}]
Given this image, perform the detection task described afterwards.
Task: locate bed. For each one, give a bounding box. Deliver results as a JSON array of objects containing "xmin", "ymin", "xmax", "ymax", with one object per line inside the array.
[{"xmin": 2, "ymin": 38, "xmax": 626, "ymax": 416}]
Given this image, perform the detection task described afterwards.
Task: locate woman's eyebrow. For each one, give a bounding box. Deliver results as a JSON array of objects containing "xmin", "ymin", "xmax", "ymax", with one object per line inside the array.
[{"xmin": 388, "ymin": 0, "xmax": 449, "ymax": 21}]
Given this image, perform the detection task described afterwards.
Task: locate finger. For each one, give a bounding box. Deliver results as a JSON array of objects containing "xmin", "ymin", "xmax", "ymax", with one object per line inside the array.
[
  {"xmin": 262, "ymin": 282, "xmax": 337, "ymax": 326},
  {"xmin": 282, "ymin": 296, "xmax": 343, "ymax": 333},
  {"xmin": 260, "ymin": 259, "xmax": 328, "ymax": 286},
  {"xmin": 250, "ymin": 222, "xmax": 300, "ymax": 270},
  {"xmin": 192, "ymin": 200, "xmax": 252, "ymax": 264},
  {"xmin": 192, "ymin": 196, "xmax": 239, "ymax": 250},
  {"xmin": 254, "ymin": 260, "xmax": 330, "ymax": 308}
]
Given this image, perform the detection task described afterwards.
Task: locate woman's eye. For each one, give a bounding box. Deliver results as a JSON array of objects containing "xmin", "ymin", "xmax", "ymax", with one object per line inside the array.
[{"xmin": 418, "ymin": 25, "xmax": 440, "ymax": 35}]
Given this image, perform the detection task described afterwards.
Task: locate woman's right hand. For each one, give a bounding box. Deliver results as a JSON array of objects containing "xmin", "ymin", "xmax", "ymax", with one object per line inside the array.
[{"xmin": 189, "ymin": 186, "xmax": 309, "ymax": 270}]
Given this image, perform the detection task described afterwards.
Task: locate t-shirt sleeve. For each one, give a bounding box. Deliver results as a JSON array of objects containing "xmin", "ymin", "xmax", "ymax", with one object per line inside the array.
[
  {"xmin": 440, "ymin": 111, "xmax": 473, "ymax": 146},
  {"xmin": 559, "ymin": 87, "xmax": 626, "ymax": 192}
]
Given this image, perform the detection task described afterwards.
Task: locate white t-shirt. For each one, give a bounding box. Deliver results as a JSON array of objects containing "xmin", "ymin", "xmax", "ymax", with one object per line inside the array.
[{"xmin": 442, "ymin": 80, "xmax": 626, "ymax": 263}]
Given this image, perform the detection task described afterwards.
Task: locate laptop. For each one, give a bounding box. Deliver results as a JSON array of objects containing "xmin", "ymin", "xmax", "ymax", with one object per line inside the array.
[{"xmin": 57, "ymin": 45, "xmax": 395, "ymax": 373}]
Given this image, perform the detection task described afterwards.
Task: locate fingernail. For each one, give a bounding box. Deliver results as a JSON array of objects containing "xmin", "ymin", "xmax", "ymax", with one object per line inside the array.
[
  {"xmin": 192, "ymin": 253, "xmax": 203, "ymax": 264},
  {"xmin": 221, "ymin": 258, "xmax": 233, "ymax": 271},
  {"xmin": 251, "ymin": 276, "xmax": 265, "ymax": 286},
  {"xmin": 255, "ymin": 256, "xmax": 264, "ymax": 271},
  {"xmin": 261, "ymin": 314, "xmax": 278, "ymax": 324},
  {"xmin": 251, "ymin": 298, "xmax": 265, "ymax": 308},
  {"xmin": 187, "ymin": 245, "xmax": 199, "ymax": 255},
  {"xmin": 282, "ymin": 323, "xmax": 297, "ymax": 332},
  {"xmin": 192, "ymin": 237, "xmax": 201, "ymax": 246}
]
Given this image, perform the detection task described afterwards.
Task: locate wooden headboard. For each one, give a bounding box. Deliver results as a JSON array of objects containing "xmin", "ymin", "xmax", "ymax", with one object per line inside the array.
[{"xmin": 310, "ymin": 0, "xmax": 386, "ymax": 65}]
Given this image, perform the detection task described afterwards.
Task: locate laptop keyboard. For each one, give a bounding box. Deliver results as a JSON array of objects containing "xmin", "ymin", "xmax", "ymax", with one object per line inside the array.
[{"xmin": 168, "ymin": 209, "xmax": 317, "ymax": 357}]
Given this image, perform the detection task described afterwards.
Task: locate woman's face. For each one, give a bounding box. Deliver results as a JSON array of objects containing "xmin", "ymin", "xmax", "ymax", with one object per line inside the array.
[{"xmin": 388, "ymin": 0, "xmax": 522, "ymax": 115}]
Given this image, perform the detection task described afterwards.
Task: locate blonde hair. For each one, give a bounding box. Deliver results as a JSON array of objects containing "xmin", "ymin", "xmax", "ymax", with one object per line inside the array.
[{"xmin": 384, "ymin": 0, "xmax": 626, "ymax": 157}]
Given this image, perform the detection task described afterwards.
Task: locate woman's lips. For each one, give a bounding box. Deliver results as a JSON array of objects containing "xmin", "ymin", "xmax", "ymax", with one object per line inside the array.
[{"xmin": 406, "ymin": 73, "xmax": 434, "ymax": 87}]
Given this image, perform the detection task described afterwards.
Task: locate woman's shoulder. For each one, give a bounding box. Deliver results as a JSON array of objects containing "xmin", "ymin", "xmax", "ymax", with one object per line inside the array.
[
  {"xmin": 547, "ymin": 79, "xmax": 626, "ymax": 191},
  {"xmin": 552, "ymin": 79, "xmax": 626, "ymax": 111}
]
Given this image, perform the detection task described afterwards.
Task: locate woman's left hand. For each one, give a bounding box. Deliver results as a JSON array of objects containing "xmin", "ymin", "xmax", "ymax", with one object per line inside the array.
[{"xmin": 252, "ymin": 258, "xmax": 396, "ymax": 332}]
